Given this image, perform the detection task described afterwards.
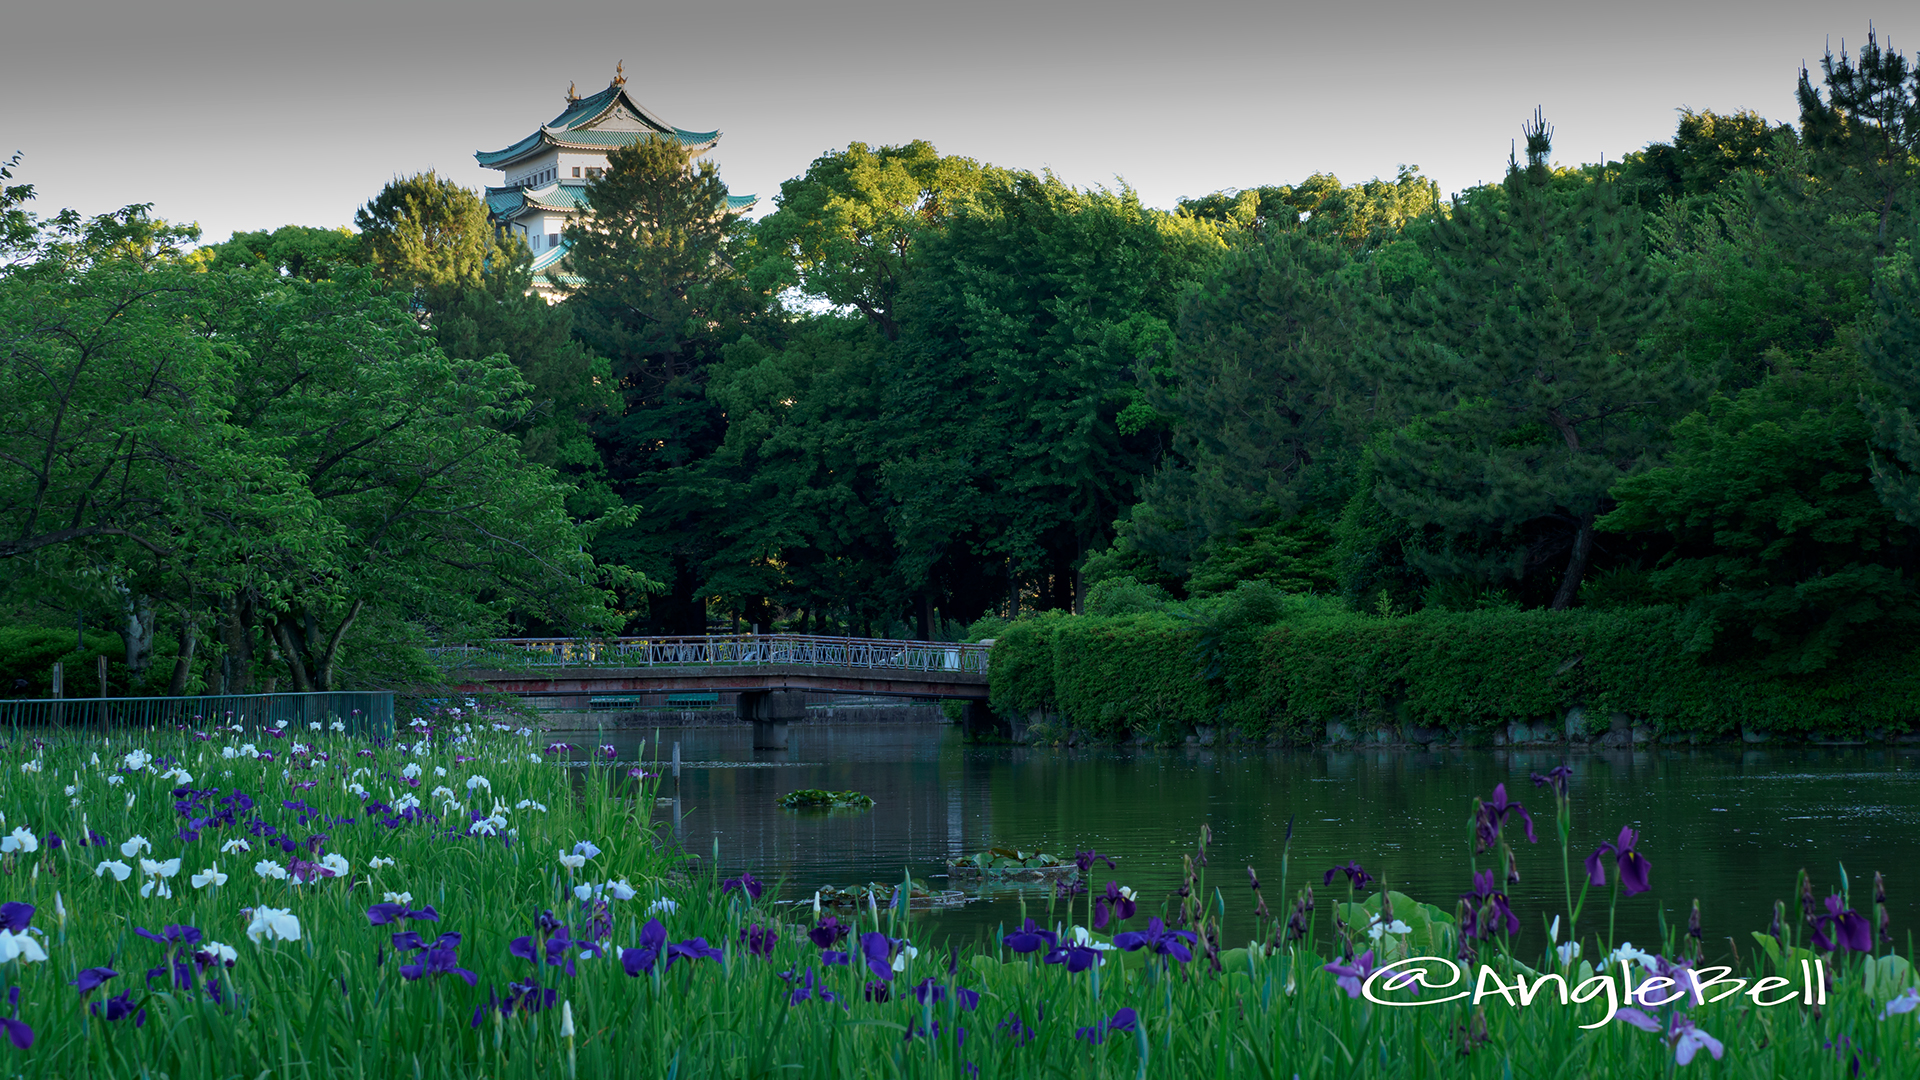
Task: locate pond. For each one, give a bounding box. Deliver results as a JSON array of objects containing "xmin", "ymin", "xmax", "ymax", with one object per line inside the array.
[{"xmin": 578, "ymin": 722, "xmax": 1920, "ymax": 957}]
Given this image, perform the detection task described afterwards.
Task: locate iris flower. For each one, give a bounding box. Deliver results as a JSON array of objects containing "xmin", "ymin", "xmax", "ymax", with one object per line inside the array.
[
  {"xmin": 245, "ymin": 906, "xmax": 301, "ymax": 943},
  {"xmin": 367, "ymin": 903, "xmax": 440, "ymax": 925},
  {"xmin": 1459, "ymin": 869, "xmax": 1520, "ymax": 939},
  {"xmin": 1811, "ymin": 894, "xmax": 1873, "ymax": 953},
  {"xmin": 809, "ymin": 915, "xmax": 851, "ymax": 949},
  {"xmin": 721, "ymin": 872, "xmax": 763, "ymax": 900},
  {"xmin": 620, "ymin": 918, "xmax": 669, "ymax": 976},
  {"xmin": 1113, "ymin": 917, "xmax": 1198, "ymax": 962},
  {"xmin": 1475, "ymin": 784, "xmax": 1538, "ymax": 851},
  {"xmin": 912, "ymin": 976, "xmax": 980, "ymax": 1010},
  {"xmin": 787, "ymin": 969, "xmax": 845, "ymax": 1008},
  {"xmin": 1074, "ymin": 1007, "xmax": 1137, "ymax": 1044},
  {"xmin": 398, "ymin": 932, "xmax": 478, "ymax": 986},
  {"xmin": 1002, "ymin": 918, "xmax": 1058, "ymax": 954},
  {"xmin": 1616, "ymin": 1008, "xmax": 1724, "ymax": 1065},
  {"xmin": 741, "ymin": 924, "xmax": 778, "ymax": 957},
  {"xmin": 665, "ymin": 936, "xmax": 724, "ymax": 970},
  {"xmin": 1584, "ymin": 826, "xmax": 1652, "ymax": 896},
  {"xmin": 1093, "ymin": 882, "xmax": 1137, "ymax": 930},
  {"xmin": 89, "ymin": 989, "xmax": 146, "ymax": 1027},
  {"xmin": 1044, "ymin": 944, "xmax": 1103, "ymax": 972},
  {"xmin": 1324, "ymin": 861, "xmax": 1375, "ymax": 888},
  {"xmin": 1530, "ymin": 766, "xmax": 1574, "ymax": 797},
  {"xmin": 0, "ymin": 987, "xmax": 27, "ymax": 1049},
  {"xmin": 72, "ymin": 967, "xmax": 118, "ymax": 995},
  {"xmin": 1322, "ymin": 950, "xmax": 1378, "ymax": 998},
  {"xmin": 1074, "ymin": 850, "xmax": 1116, "ymax": 872}
]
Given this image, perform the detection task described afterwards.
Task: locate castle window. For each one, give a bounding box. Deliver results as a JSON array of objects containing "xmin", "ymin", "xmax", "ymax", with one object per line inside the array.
[{"xmin": 573, "ymin": 167, "xmax": 581, "ymax": 178}]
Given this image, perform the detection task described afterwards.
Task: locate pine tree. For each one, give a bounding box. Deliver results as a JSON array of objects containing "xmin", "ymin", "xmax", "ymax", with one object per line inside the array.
[
  {"xmin": 1372, "ymin": 112, "xmax": 1703, "ymax": 609},
  {"xmin": 563, "ymin": 135, "xmax": 764, "ymax": 633}
]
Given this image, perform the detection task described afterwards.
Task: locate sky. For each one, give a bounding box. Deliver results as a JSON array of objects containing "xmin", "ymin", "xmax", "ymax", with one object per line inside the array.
[{"xmin": 0, "ymin": 0, "xmax": 1897, "ymax": 244}]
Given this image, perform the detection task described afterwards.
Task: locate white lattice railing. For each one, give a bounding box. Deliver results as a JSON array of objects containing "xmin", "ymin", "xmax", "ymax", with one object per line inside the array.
[{"xmin": 429, "ymin": 634, "xmax": 990, "ymax": 674}]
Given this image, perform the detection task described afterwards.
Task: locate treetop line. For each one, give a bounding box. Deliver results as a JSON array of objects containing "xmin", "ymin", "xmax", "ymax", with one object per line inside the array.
[{"xmin": 3, "ymin": 30, "xmax": 1919, "ymax": 701}]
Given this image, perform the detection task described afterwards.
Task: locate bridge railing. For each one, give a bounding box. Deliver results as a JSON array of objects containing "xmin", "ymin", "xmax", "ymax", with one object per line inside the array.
[{"xmin": 428, "ymin": 634, "xmax": 991, "ymax": 675}]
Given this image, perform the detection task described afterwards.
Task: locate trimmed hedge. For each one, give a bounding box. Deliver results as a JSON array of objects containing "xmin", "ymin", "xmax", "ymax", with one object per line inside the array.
[{"xmin": 990, "ymin": 606, "xmax": 1920, "ymax": 741}]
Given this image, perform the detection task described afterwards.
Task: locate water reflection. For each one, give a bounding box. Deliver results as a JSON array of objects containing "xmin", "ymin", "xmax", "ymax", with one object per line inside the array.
[{"xmin": 582, "ymin": 723, "xmax": 1920, "ymax": 955}]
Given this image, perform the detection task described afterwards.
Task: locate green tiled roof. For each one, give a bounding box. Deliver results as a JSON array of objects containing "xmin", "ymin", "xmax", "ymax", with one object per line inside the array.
[
  {"xmin": 726, "ymin": 193, "xmax": 758, "ymax": 212},
  {"xmin": 530, "ymin": 240, "xmax": 570, "ymax": 272},
  {"xmin": 475, "ymin": 83, "xmax": 721, "ymax": 169}
]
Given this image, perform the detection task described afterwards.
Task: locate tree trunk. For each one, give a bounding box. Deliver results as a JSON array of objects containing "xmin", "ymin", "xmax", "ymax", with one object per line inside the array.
[
  {"xmin": 222, "ymin": 594, "xmax": 256, "ymax": 694},
  {"xmin": 272, "ymin": 615, "xmax": 314, "ymax": 693},
  {"xmin": 123, "ymin": 591, "xmax": 156, "ymax": 685},
  {"xmin": 167, "ymin": 613, "xmax": 199, "ymax": 696},
  {"xmin": 314, "ymin": 599, "xmax": 363, "ymax": 691},
  {"xmin": 1550, "ymin": 512, "xmax": 1596, "ymax": 611},
  {"xmin": 916, "ymin": 593, "xmax": 934, "ymax": 641}
]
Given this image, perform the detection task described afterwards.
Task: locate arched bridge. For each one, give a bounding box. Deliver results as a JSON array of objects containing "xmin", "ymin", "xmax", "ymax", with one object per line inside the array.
[{"xmin": 435, "ymin": 635, "xmax": 995, "ymax": 747}]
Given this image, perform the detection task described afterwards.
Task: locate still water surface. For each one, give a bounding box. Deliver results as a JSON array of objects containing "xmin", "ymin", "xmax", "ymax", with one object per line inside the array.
[{"xmin": 591, "ymin": 723, "xmax": 1920, "ymax": 956}]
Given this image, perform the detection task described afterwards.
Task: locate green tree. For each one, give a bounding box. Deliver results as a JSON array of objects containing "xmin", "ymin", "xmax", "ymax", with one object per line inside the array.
[
  {"xmin": 565, "ymin": 135, "xmax": 763, "ymax": 633},
  {"xmin": 1372, "ymin": 113, "xmax": 1702, "ymax": 609},
  {"xmin": 749, "ymin": 141, "xmax": 998, "ymax": 339},
  {"xmin": 202, "ymin": 224, "xmax": 363, "ymax": 280},
  {"xmin": 1602, "ymin": 353, "xmax": 1919, "ymax": 671},
  {"xmin": 354, "ymin": 171, "xmax": 503, "ymax": 293},
  {"xmin": 882, "ymin": 173, "xmax": 1225, "ymax": 619}
]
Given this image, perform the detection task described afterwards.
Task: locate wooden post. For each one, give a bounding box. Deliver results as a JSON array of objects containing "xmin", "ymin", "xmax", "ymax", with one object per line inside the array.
[
  {"xmin": 98, "ymin": 654, "xmax": 109, "ymax": 696},
  {"xmin": 50, "ymin": 662, "xmax": 62, "ymax": 699},
  {"xmin": 672, "ymin": 741, "xmax": 681, "ymax": 792}
]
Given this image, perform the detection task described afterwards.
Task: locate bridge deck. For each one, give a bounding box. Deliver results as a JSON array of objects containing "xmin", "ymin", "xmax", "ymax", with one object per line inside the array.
[{"xmin": 454, "ymin": 664, "xmax": 987, "ymax": 700}]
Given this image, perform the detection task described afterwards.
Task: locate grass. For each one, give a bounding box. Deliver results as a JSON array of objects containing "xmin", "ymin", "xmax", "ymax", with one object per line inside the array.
[{"xmin": 0, "ymin": 711, "xmax": 1915, "ymax": 1077}]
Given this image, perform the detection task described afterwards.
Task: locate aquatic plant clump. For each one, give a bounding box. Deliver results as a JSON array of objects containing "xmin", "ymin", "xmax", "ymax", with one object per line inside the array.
[
  {"xmin": 3, "ymin": 723, "xmax": 1920, "ymax": 1079},
  {"xmin": 777, "ymin": 789, "xmax": 875, "ymax": 810},
  {"xmin": 946, "ymin": 847, "xmax": 1078, "ymax": 881}
]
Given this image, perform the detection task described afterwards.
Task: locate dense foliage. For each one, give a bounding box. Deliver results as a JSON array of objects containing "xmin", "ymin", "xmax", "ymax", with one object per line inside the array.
[{"xmin": 4, "ymin": 27, "xmax": 1919, "ymax": 702}]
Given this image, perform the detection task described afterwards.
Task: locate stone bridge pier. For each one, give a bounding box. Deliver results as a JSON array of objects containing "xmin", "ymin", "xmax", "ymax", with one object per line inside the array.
[{"xmin": 738, "ymin": 689, "xmax": 807, "ymax": 749}]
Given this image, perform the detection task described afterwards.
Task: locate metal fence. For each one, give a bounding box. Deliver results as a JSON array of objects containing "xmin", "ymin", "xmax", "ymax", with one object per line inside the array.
[
  {"xmin": 427, "ymin": 634, "xmax": 991, "ymax": 675},
  {"xmin": 0, "ymin": 691, "xmax": 394, "ymax": 737}
]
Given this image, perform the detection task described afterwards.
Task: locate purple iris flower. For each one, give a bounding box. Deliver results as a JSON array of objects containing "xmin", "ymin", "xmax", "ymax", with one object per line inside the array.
[
  {"xmin": 1811, "ymin": 894, "xmax": 1873, "ymax": 953},
  {"xmin": 997, "ymin": 1006, "xmax": 1042, "ymax": 1046},
  {"xmin": 1475, "ymin": 784, "xmax": 1538, "ymax": 851},
  {"xmin": 821, "ymin": 950, "xmax": 850, "ymax": 966},
  {"xmin": 912, "ymin": 976, "xmax": 980, "ymax": 1010},
  {"xmin": 1584, "ymin": 826, "xmax": 1652, "ymax": 896},
  {"xmin": 787, "ymin": 969, "xmax": 845, "ymax": 1009},
  {"xmin": 1, "ymin": 988, "xmax": 30, "ymax": 1050},
  {"xmin": 1530, "ymin": 766, "xmax": 1574, "ymax": 797},
  {"xmin": 90, "ymin": 990, "xmax": 146, "ymax": 1027},
  {"xmin": 1459, "ymin": 869, "xmax": 1520, "ymax": 939},
  {"xmin": 1074, "ymin": 1007, "xmax": 1137, "ymax": 1045},
  {"xmin": 1044, "ymin": 944, "xmax": 1103, "ymax": 972},
  {"xmin": 1113, "ymin": 917, "xmax": 1198, "ymax": 962},
  {"xmin": 72, "ymin": 967, "xmax": 119, "ymax": 995},
  {"xmin": 1074, "ymin": 850, "xmax": 1116, "ymax": 873},
  {"xmin": 620, "ymin": 918, "xmax": 669, "ymax": 977},
  {"xmin": 399, "ymin": 933, "xmax": 478, "ymax": 986},
  {"xmin": 135, "ymin": 924, "xmax": 203, "ymax": 947},
  {"xmin": 860, "ymin": 931, "xmax": 899, "ymax": 980},
  {"xmin": 0, "ymin": 903, "xmax": 31, "ymax": 932},
  {"xmin": 1323, "ymin": 862, "xmax": 1375, "ymax": 889},
  {"xmin": 1055, "ymin": 877, "xmax": 1088, "ymax": 901},
  {"xmin": 721, "ymin": 872, "xmax": 763, "ymax": 900},
  {"xmin": 368, "ymin": 904, "xmax": 440, "ymax": 926},
  {"xmin": 741, "ymin": 924, "xmax": 779, "ymax": 958},
  {"xmin": 1322, "ymin": 950, "xmax": 1378, "ymax": 999},
  {"xmin": 43, "ymin": 832, "xmax": 60, "ymax": 850},
  {"xmin": 808, "ymin": 915, "xmax": 850, "ymax": 950},
  {"xmin": 665, "ymin": 936, "xmax": 724, "ymax": 971},
  {"xmin": 1093, "ymin": 882, "xmax": 1137, "ymax": 930},
  {"xmin": 1002, "ymin": 918, "xmax": 1058, "ymax": 955}
]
